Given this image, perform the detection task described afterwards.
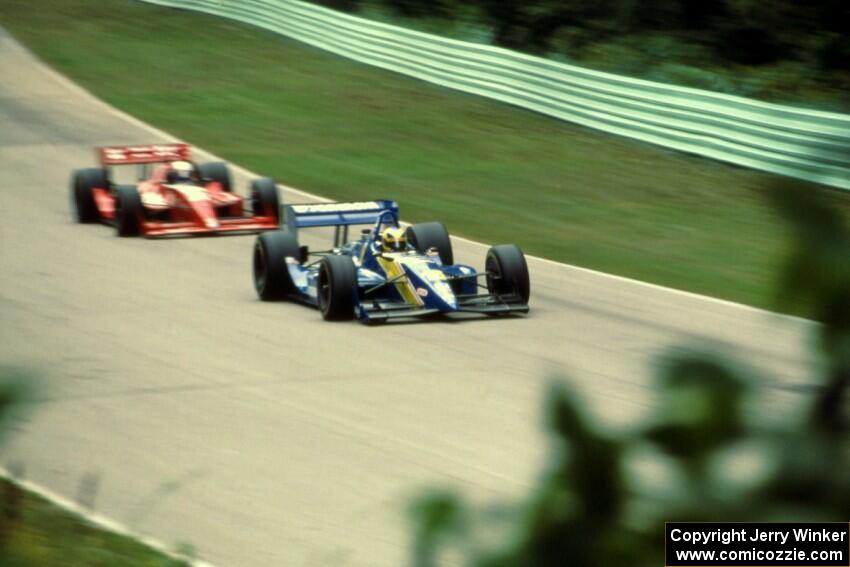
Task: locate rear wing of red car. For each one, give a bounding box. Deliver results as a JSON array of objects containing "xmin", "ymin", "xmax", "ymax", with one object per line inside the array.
[{"xmin": 98, "ymin": 143, "xmax": 191, "ymax": 165}]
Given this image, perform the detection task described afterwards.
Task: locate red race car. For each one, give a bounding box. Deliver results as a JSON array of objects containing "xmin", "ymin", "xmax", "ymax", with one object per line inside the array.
[{"xmin": 70, "ymin": 143, "xmax": 280, "ymax": 237}]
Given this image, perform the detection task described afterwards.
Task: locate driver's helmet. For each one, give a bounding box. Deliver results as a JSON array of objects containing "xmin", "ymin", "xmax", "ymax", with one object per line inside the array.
[
  {"xmin": 167, "ymin": 160, "xmax": 195, "ymax": 183},
  {"xmin": 380, "ymin": 227, "xmax": 407, "ymax": 252}
]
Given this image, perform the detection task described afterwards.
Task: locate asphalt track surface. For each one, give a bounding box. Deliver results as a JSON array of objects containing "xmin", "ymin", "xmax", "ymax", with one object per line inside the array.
[{"xmin": 0, "ymin": 29, "xmax": 822, "ymax": 567}]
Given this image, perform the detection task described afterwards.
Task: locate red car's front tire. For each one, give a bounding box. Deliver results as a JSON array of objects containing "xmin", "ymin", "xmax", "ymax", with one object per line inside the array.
[
  {"xmin": 250, "ymin": 178, "xmax": 280, "ymax": 222},
  {"xmin": 198, "ymin": 161, "xmax": 232, "ymax": 193}
]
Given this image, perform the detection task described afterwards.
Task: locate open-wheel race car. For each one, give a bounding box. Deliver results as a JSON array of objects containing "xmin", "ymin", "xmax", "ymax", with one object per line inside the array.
[
  {"xmin": 70, "ymin": 143, "xmax": 280, "ymax": 237},
  {"xmin": 252, "ymin": 200, "xmax": 530, "ymax": 323}
]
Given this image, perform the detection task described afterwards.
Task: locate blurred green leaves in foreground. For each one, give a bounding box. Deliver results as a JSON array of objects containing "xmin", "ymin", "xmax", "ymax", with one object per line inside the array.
[
  {"xmin": 0, "ymin": 368, "xmax": 34, "ymax": 450},
  {"xmin": 410, "ymin": 181, "xmax": 850, "ymax": 567}
]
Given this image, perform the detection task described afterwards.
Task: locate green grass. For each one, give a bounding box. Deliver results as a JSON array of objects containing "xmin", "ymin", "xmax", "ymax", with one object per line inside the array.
[
  {"xmin": 0, "ymin": 478, "xmax": 189, "ymax": 567},
  {"xmin": 2, "ymin": 0, "xmax": 849, "ymax": 312}
]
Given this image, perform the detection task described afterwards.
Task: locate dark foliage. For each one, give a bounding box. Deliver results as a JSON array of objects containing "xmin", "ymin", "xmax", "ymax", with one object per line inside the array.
[
  {"xmin": 408, "ymin": 179, "xmax": 850, "ymax": 566},
  {"xmin": 382, "ymin": 0, "xmax": 452, "ymax": 18},
  {"xmin": 305, "ymin": 0, "xmax": 850, "ymax": 106},
  {"xmin": 312, "ymin": 0, "xmax": 361, "ymax": 13}
]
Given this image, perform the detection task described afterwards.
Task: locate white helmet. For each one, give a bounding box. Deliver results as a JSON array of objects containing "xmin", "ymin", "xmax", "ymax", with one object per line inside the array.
[{"xmin": 168, "ymin": 160, "xmax": 195, "ymax": 183}]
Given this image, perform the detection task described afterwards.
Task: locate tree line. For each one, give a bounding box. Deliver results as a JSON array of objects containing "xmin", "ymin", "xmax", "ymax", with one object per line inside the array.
[{"xmin": 312, "ymin": 0, "xmax": 849, "ymax": 100}]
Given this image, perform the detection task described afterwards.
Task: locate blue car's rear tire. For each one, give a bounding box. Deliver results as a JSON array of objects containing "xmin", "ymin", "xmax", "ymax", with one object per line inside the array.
[
  {"xmin": 254, "ymin": 230, "xmax": 299, "ymax": 300},
  {"xmin": 485, "ymin": 244, "xmax": 530, "ymax": 304},
  {"xmin": 318, "ymin": 255, "xmax": 357, "ymax": 321},
  {"xmin": 406, "ymin": 222, "xmax": 453, "ymax": 265}
]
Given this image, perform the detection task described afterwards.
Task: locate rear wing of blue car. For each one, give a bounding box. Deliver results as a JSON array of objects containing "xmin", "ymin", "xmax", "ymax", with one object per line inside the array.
[{"xmin": 284, "ymin": 200, "xmax": 399, "ymax": 245}]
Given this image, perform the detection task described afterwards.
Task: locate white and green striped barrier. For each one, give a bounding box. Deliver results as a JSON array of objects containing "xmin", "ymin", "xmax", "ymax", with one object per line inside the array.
[{"xmin": 141, "ymin": 0, "xmax": 850, "ymax": 189}]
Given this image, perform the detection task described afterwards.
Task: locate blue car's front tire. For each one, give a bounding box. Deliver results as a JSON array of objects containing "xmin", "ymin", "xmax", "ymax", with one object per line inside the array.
[
  {"xmin": 406, "ymin": 222, "xmax": 453, "ymax": 265},
  {"xmin": 486, "ymin": 244, "xmax": 530, "ymax": 304},
  {"xmin": 318, "ymin": 255, "xmax": 357, "ymax": 321}
]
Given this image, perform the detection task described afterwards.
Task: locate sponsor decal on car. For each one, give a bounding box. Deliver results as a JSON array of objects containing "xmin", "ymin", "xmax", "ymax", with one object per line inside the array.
[
  {"xmin": 100, "ymin": 144, "xmax": 189, "ymax": 163},
  {"xmin": 290, "ymin": 202, "xmax": 382, "ymax": 214}
]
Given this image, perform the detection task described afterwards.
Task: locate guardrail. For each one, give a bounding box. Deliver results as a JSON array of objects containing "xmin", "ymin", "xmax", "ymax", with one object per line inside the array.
[{"xmin": 141, "ymin": 0, "xmax": 850, "ymax": 190}]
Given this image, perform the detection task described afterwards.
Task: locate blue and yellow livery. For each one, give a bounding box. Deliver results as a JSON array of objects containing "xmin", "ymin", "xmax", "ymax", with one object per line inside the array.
[{"xmin": 252, "ymin": 200, "xmax": 530, "ymax": 323}]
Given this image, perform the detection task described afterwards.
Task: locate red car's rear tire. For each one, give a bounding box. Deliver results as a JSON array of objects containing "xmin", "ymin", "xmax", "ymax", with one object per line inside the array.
[
  {"xmin": 115, "ymin": 185, "xmax": 143, "ymax": 237},
  {"xmin": 71, "ymin": 168, "xmax": 107, "ymax": 223}
]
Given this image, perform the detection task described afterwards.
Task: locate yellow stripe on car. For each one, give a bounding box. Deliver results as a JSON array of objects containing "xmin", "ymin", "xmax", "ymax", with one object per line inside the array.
[{"xmin": 377, "ymin": 255, "xmax": 423, "ymax": 306}]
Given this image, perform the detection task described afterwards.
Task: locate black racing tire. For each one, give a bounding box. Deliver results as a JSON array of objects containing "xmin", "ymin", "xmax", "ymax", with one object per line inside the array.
[
  {"xmin": 254, "ymin": 230, "xmax": 299, "ymax": 300},
  {"xmin": 250, "ymin": 177, "xmax": 280, "ymax": 222},
  {"xmin": 115, "ymin": 185, "xmax": 143, "ymax": 237},
  {"xmin": 485, "ymin": 244, "xmax": 530, "ymax": 304},
  {"xmin": 198, "ymin": 161, "xmax": 232, "ymax": 192},
  {"xmin": 71, "ymin": 168, "xmax": 108, "ymax": 223},
  {"xmin": 318, "ymin": 255, "xmax": 357, "ymax": 321},
  {"xmin": 406, "ymin": 222, "xmax": 453, "ymax": 265}
]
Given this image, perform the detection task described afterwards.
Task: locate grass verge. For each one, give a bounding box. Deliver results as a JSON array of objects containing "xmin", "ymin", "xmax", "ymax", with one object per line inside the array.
[
  {"xmin": 1, "ymin": 0, "xmax": 849, "ymax": 312},
  {"xmin": 0, "ymin": 477, "xmax": 189, "ymax": 567}
]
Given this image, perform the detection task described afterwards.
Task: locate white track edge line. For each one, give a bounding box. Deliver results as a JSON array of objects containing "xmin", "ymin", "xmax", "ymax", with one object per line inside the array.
[
  {"xmin": 4, "ymin": 31, "xmax": 812, "ymax": 326},
  {"xmin": 0, "ymin": 466, "xmax": 220, "ymax": 567}
]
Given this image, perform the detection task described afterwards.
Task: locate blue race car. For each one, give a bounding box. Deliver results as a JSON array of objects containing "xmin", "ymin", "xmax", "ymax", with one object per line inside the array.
[{"xmin": 252, "ymin": 200, "xmax": 530, "ymax": 323}]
